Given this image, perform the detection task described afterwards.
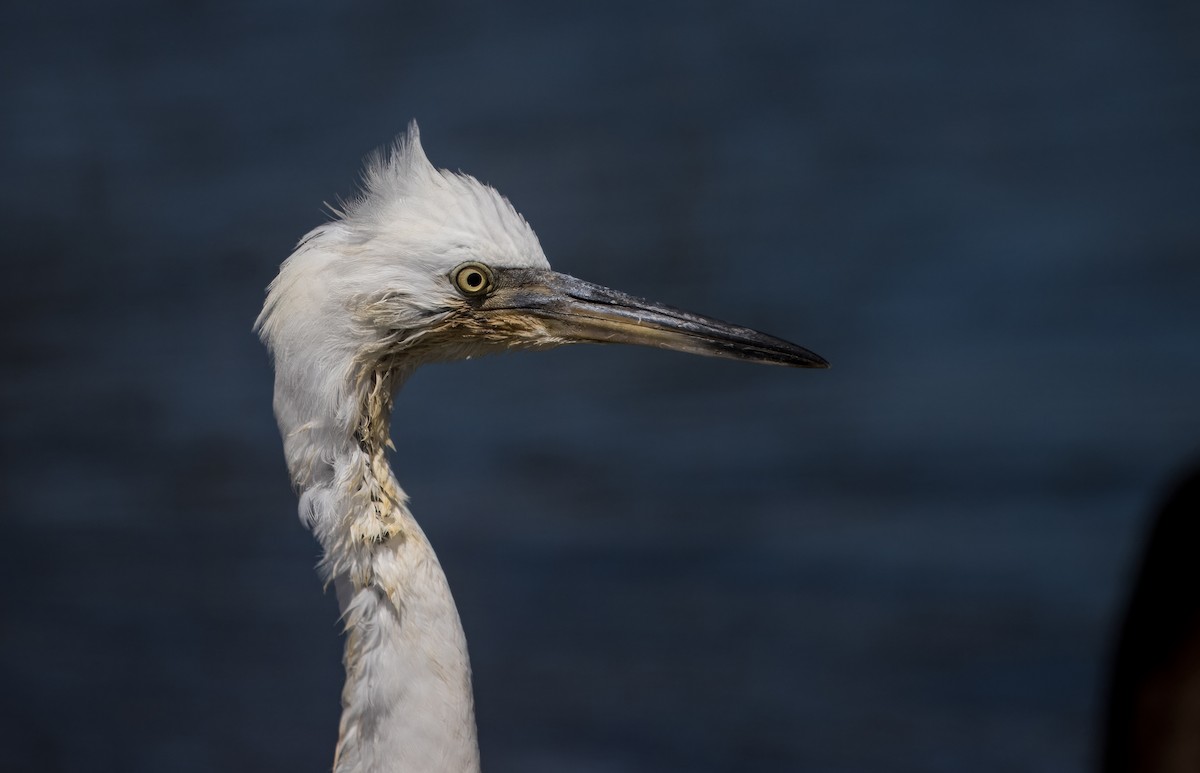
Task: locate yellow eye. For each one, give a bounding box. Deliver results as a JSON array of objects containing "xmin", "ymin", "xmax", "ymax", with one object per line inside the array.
[{"xmin": 452, "ymin": 262, "xmax": 493, "ymax": 296}]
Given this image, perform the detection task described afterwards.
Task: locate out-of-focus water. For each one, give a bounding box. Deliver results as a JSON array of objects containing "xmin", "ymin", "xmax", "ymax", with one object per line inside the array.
[{"xmin": 2, "ymin": 2, "xmax": 1198, "ymax": 771}]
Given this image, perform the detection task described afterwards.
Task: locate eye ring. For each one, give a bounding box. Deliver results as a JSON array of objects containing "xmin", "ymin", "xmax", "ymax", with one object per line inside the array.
[{"xmin": 451, "ymin": 262, "xmax": 494, "ymax": 297}]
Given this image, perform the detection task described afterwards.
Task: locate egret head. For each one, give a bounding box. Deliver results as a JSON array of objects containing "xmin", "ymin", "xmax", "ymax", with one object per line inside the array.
[{"xmin": 256, "ymin": 123, "xmax": 825, "ymax": 437}]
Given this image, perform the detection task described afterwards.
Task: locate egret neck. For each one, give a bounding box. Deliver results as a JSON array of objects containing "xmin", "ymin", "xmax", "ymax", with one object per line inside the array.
[{"xmin": 278, "ymin": 361, "xmax": 479, "ymax": 773}]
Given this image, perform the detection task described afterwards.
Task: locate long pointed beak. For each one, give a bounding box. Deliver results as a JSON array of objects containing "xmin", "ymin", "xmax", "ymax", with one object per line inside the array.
[{"xmin": 480, "ymin": 268, "xmax": 828, "ymax": 368}]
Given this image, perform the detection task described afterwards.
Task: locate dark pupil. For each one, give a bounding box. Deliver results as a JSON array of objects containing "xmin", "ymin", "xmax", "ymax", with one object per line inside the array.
[{"xmin": 466, "ymin": 272, "xmax": 482, "ymax": 288}]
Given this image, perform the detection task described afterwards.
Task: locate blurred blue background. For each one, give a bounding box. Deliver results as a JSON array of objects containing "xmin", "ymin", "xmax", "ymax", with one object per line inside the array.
[{"xmin": 2, "ymin": 1, "xmax": 1198, "ymax": 771}]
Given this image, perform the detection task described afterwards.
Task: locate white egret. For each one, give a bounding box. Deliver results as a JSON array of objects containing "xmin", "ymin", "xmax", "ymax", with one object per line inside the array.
[{"xmin": 256, "ymin": 122, "xmax": 827, "ymax": 773}]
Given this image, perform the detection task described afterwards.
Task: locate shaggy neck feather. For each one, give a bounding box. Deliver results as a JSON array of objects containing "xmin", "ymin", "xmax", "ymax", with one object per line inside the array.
[{"xmin": 278, "ymin": 360, "xmax": 480, "ymax": 773}]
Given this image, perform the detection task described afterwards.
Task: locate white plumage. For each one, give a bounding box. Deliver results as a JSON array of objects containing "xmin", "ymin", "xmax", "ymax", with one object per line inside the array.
[{"xmin": 257, "ymin": 123, "xmax": 826, "ymax": 772}]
